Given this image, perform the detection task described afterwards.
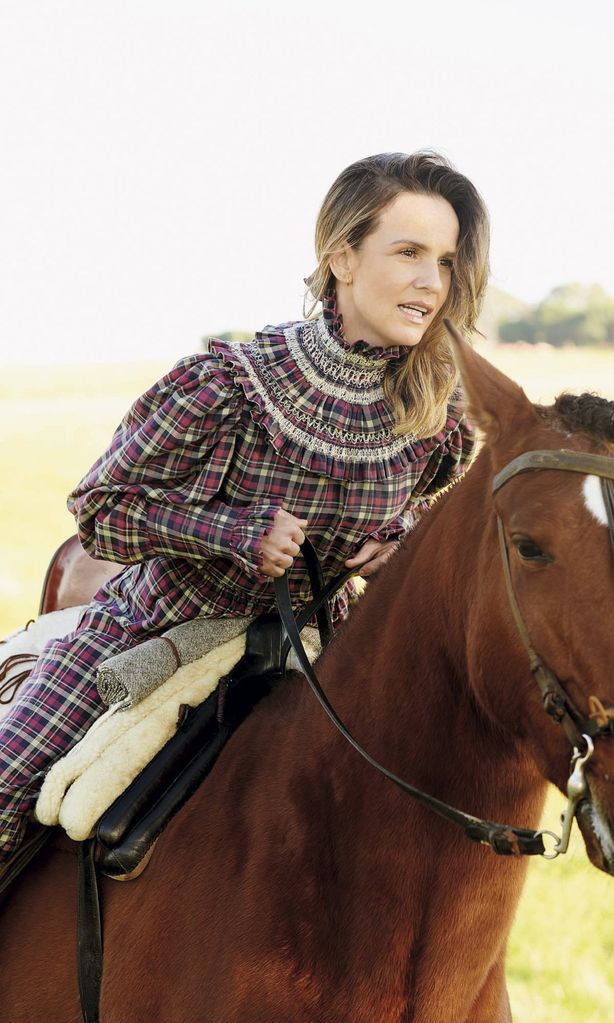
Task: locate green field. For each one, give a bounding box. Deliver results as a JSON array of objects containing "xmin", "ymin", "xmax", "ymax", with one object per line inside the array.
[{"xmin": 1, "ymin": 345, "xmax": 613, "ymax": 1019}]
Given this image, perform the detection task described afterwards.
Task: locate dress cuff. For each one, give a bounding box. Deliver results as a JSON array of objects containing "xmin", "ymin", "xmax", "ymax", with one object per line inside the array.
[
  {"xmin": 231, "ymin": 503, "xmax": 282, "ymax": 579},
  {"xmin": 368, "ymin": 513, "xmax": 414, "ymax": 544}
]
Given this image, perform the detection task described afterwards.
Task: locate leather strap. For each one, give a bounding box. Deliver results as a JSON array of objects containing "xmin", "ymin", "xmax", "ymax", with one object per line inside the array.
[
  {"xmin": 272, "ymin": 449, "xmax": 613, "ymax": 855},
  {"xmin": 279, "ymin": 539, "xmax": 355, "ymax": 672},
  {"xmin": 601, "ymin": 477, "xmax": 614, "ymax": 556},
  {"xmin": 159, "ymin": 636, "xmax": 181, "ymax": 670},
  {"xmin": 495, "ymin": 517, "xmax": 598, "ymax": 749},
  {"xmin": 492, "ymin": 448, "xmax": 614, "ymax": 493},
  {"xmin": 274, "ymin": 560, "xmax": 545, "ymax": 857},
  {"xmin": 300, "ymin": 538, "xmax": 335, "ymax": 647},
  {"xmin": 77, "ymin": 839, "xmax": 103, "ymax": 1023}
]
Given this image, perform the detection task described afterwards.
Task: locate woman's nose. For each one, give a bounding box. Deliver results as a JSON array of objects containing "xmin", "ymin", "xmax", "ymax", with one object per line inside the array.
[{"xmin": 413, "ymin": 261, "xmax": 442, "ymax": 293}]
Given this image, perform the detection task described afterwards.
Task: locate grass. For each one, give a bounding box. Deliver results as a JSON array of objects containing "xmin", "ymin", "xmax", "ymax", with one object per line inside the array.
[
  {"xmin": 507, "ymin": 788, "xmax": 614, "ymax": 1022},
  {"xmin": 1, "ymin": 344, "xmax": 613, "ymax": 1019},
  {"xmin": 0, "ymin": 360, "xmax": 169, "ymax": 633}
]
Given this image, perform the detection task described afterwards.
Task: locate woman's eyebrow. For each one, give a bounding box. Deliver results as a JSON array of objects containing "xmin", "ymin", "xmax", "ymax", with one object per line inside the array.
[{"xmin": 389, "ymin": 238, "xmax": 457, "ymax": 258}]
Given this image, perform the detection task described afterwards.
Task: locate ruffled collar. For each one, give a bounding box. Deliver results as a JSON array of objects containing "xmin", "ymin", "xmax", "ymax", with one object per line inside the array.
[
  {"xmin": 208, "ymin": 314, "xmax": 430, "ymax": 482},
  {"xmin": 321, "ymin": 288, "xmax": 406, "ymax": 363}
]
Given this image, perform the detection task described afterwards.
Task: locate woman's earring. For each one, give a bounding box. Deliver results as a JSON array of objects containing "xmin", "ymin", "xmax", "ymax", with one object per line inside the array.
[{"xmin": 346, "ymin": 275, "xmax": 353, "ymax": 286}]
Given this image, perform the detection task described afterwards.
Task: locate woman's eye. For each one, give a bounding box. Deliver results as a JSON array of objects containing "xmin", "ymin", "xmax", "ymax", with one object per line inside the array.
[
  {"xmin": 512, "ymin": 537, "xmax": 552, "ymax": 563},
  {"xmin": 439, "ymin": 258, "xmax": 454, "ymax": 270},
  {"xmin": 401, "ymin": 248, "xmax": 417, "ymax": 258}
]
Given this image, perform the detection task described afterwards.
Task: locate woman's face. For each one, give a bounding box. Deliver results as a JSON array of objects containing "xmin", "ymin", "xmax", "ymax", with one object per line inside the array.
[{"xmin": 332, "ymin": 191, "xmax": 460, "ymax": 349}]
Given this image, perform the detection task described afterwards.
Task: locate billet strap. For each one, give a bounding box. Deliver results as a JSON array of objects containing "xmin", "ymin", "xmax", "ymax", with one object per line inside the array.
[
  {"xmin": 77, "ymin": 839, "xmax": 103, "ymax": 1023},
  {"xmin": 274, "ymin": 550, "xmax": 545, "ymax": 857}
]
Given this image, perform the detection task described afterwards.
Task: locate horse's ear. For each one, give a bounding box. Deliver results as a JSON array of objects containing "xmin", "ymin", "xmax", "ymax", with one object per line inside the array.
[{"xmin": 444, "ymin": 319, "xmax": 537, "ymax": 439}]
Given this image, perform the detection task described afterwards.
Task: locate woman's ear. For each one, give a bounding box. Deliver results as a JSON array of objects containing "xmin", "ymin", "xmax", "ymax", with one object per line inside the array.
[{"xmin": 329, "ymin": 244, "xmax": 353, "ymax": 285}]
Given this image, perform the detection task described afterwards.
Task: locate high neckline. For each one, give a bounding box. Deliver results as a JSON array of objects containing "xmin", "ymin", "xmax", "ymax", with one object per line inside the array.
[
  {"xmin": 208, "ymin": 316, "xmax": 427, "ymax": 482},
  {"xmin": 321, "ymin": 288, "xmax": 407, "ymax": 363}
]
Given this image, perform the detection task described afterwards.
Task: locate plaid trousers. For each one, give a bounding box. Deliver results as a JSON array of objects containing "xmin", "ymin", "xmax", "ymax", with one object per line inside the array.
[{"xmin": 0, "ymin": 605, "xmax": 144, "ymax": 859}]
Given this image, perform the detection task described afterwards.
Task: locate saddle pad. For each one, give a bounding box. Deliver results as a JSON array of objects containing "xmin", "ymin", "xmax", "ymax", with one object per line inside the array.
[{"xmin": 35, "ymin": 634, "xmax": 247, "ymax": 841}]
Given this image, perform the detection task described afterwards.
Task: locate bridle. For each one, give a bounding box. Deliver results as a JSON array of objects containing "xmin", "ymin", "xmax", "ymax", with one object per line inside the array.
[
  {"xmin": 493, "ymin": 449, "xmax": 614, "ymax": 753},
  {"xmin": 275, "ymin": 447, "xmax": 614, "ymax": 860}
]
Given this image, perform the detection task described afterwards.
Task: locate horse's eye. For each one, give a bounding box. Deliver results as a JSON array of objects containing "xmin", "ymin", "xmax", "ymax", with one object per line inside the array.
[{"xmin": 512, "ymin": 536, "xmax": 552, "ymax": 564}]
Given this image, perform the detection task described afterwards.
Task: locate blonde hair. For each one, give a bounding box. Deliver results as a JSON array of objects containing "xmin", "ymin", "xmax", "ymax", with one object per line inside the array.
[{"xmin": 304, "ymin": 152, "xmax": 490, "ymax": 436}]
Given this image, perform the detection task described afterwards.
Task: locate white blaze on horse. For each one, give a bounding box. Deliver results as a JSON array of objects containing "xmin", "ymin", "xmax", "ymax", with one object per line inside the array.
[{"xmin": 0, "ymin": 325, "xmax": 613, "ymax": 1023}]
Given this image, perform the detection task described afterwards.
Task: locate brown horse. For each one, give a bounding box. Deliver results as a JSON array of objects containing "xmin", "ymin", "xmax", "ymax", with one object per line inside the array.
[{"xmin": 1, "ymin": 330, "xmax": 613, "ymax": 1022}]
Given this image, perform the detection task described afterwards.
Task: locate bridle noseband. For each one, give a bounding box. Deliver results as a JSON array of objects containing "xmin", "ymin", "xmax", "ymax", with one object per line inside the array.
[{"xmin": 276, "ymin": 447, "xmax": 614, "ymax": 860}]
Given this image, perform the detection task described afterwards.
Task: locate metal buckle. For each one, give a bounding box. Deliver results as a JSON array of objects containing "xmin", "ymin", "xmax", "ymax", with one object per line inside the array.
[{"xmin": 537, "ymin": 735, "xmax": 594, "ymax": 859}]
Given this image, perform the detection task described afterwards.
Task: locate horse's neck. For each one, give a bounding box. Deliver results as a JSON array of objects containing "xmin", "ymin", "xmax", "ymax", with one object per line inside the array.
[
  {"xmin": 278, "ymin": 472, "xmax": 546, "ymax": 1010},
  {"xmin": 312, "ymin": 470, "xmax": 496, "ymax": 787}
]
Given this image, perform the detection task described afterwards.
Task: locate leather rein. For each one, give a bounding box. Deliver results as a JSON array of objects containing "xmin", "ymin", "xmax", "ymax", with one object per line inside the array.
[{"xmin": 275, "ymin": 448, "xmax": 614, "ymax": 860}]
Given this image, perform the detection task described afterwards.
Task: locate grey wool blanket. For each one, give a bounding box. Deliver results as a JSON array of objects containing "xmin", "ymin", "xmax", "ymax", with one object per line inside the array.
[{"xmin": 96, "ymin": 617, "xmax": 254, "ymax": 708}]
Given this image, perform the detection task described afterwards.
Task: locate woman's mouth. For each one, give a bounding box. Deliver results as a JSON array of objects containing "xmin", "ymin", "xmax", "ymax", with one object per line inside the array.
[{"xmin": 398, "ymin": 303, "xmax": 431, "ymax": 324}]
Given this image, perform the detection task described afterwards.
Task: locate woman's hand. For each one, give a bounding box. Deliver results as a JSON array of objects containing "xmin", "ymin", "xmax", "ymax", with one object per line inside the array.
[
  {"xmin": 344, "ymin": 538, "xmax": 399, "ymax": 578},
  {"xmin": 260, "ymin": 509, "xmax": 309, "ymax": 578}
]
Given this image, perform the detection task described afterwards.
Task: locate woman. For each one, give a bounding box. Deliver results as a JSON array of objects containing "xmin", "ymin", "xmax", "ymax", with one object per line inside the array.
[{"xmin": 0, "ymin": 150, "xmax": 490, "ymax": 868}]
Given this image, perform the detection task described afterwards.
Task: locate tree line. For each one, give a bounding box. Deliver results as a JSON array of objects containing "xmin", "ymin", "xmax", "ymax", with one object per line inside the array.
[
  {"xmin": 207, "ymin": 283, "xmax": 614, "ymax": 349},
  {"xmin": 496, "ymin": 283, "xmax": 614, "ymax": 347}
]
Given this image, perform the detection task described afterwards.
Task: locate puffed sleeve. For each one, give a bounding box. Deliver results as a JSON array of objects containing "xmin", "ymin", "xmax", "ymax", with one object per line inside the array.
[
  {"xmin": 67, "ymin": 355, "xmax": 280, "ymax": 578},
  {"xmin": 408, "ymin": 396, "xmax": 476, "ymax": 506},
  {"xmin": 368, "ymin": 396, "xmax": 476, "ymax": 544}
]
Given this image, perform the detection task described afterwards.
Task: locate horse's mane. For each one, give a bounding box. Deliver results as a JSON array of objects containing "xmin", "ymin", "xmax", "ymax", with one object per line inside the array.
[{"xmin": 544, "ymin": 392, "xmax": 614, "ymax": 444}]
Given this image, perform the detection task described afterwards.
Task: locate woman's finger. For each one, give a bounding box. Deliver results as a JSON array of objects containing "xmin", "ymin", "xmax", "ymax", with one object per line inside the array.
[
  {"xmin": 345, "ymin": 540, "xmax": 381, "ymax": 567},
  {"xmin": 290, "ymin": 523, "xmax": 308, "ymax": 545},
  {"xmin": 261, "ymin": 563, "xmax": 287, "ymax": 578},
  {"xmin": 357, "ymin": 545, "xmax": 399, "ymax": 577},
  {"xmin": 281, "ymin": 540, "xmax": 302, "ymax": 557},
  {"xmin": 273, "ymin": 553, "xmax": 294, "ymax": 570}
]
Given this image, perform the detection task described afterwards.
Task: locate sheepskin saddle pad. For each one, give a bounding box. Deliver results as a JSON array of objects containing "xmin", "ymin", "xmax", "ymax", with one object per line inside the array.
[{"xmin": 34, "ymin": 633, "xmax": 249, "ymax": 842}]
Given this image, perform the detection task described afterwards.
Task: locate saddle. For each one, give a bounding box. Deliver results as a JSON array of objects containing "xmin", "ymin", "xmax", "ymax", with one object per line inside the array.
[
  {"xmin": 3, "ymin": 537, "xmax": 335, "ymax": 887},
  {"xmin": 2, "ymin": 535, "xmax": 347, "ymax": 1023},
  {"xmin": 95, "ymin": 612, "xmax": 289, "ymax": 876}
]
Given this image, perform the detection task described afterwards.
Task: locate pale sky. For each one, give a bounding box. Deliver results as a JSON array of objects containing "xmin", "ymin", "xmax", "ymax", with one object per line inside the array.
[{"xmin": 1, "ymin": 0, "xmax": 614, "ymax": 365}]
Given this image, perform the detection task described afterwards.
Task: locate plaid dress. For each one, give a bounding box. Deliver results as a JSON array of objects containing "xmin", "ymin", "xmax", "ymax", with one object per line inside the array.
[{"xmin": 0, "ymin": 295, "xmax": 475, "ymax": 857}]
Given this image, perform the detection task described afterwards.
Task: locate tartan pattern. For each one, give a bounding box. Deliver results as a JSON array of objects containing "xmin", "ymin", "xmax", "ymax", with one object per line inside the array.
[
  {"xmin": 0, "ymin": 607, "xmax": 137, "ymax": 856},
  {"xmin": 68, "ymin": 303, "xmax": 475, "ymax": 626},
  {"xmin": 0, "ymin": 296, "xmax": 475, "ymax": 857}
]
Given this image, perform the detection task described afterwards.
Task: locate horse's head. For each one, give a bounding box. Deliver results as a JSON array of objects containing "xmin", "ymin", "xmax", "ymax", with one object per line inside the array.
[{"xmin": 445, "ymin": 320, "xmax": 614, "ymax": 875}]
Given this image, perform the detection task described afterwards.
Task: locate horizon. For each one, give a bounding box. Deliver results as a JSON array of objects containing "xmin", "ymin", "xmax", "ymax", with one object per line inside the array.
[{"xmin": 2, "ymin": 277, "xmax": 613, "ymax": 368}]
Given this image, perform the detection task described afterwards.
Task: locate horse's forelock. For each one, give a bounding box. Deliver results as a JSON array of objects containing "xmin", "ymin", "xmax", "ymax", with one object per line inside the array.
[{"xmin": 550, "ymin": 393, "xmax": 614, "ymax": 445}]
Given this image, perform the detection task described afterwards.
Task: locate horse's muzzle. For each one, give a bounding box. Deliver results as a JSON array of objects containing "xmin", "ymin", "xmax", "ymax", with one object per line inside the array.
[{"xmin": 576, "ymin": 796, "xmax": 614, "ymax": 875}]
